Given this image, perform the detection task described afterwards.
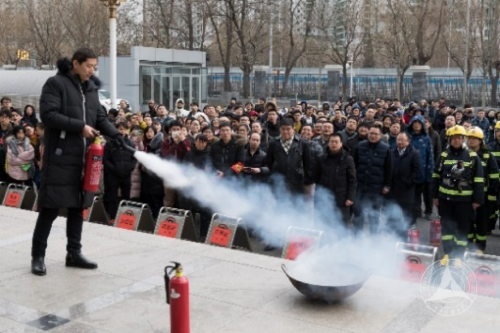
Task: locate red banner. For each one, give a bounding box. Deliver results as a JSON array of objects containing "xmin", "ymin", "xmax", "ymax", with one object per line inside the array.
[{"xmin": 117, "ymin": 210, "xmax": 137, "ymax": 230}]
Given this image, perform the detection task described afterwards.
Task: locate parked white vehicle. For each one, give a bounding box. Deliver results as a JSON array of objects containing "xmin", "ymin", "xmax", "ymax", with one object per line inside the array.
[{"xmin": 99, "ymin": 90, "xmax": 128, "ymax": 111}]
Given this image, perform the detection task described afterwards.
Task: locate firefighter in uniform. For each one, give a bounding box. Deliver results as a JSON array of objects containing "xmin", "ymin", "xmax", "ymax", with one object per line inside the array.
[
  {"xmin": 489, "ymin": 121, "xmax": 500, "ymax": 233},
  {"xmin": 465, "ymin": 127, "xmax": 499, "ymax": 253},
  {"xmin": 432, "ymin": 125, "xmax": 484, "ymax": 265}
]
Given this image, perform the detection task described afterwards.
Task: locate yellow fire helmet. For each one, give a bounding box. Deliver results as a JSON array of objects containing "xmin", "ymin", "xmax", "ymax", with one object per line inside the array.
[
  {"xmin": 466, "ymin": 126, "xmax": 484, "ymax": 140},
  {"xmin": 495, "ymin": 122, "xmax": 500, "ymax": 130},
  {"xmin": 447, "ymin": 125, "xmax": 467, "ymax": 137}
]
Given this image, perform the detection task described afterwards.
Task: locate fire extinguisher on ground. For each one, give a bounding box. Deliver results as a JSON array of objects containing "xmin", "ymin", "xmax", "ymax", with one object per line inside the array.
[
  {"xmin": 429, "ymin": 216, "xmax": 442, "ymax": 247},
  {"xmin": 83, "ymin": 136, "xmax": 104, "ymax": 193},
  {"xmin": 165, "ymin": 262, "xmax": 190, "ymax": 333},
  {"xmin": 407, "ymin": 225, "xmax": 419, "ymax": 250}
]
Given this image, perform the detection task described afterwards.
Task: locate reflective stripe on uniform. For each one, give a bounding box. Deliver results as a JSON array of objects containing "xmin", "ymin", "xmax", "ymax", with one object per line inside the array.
[
  {"xmin": 492, "ymin": 151, "xmax": 500, "ymax": 157},
  {"xmin": 441, "ymin": 152, "xmax": 449, "ymax": 158},
  {"xmin": 474, "ymin": 177, "xmax": 484, "ymax": 183},
  {"xmin": 470, "ymin": 152, "xmax": 477, "ymax": 157},
  {"xmin": 490, "ymin": 173, "xmax": 500, "ymax": 179},
  {"xmin": 476, "ymin": 235, "xmax": 487, "ymax": 241},
  {"xmin": 443, "ymin": 160, "xmax": 472, "ymax": 167},
  {"xmin": 456, "ymin": 240, "xmax": 468, "ymax": 246},
  {"xmin": 488, "ymin": 195, "xmax": 497, "ymax": 201},
  {"xmin": 442, "ymin": 235, "xmax": 454, "ymax": 241},
  {"xmin": 432, "ymin": 173, "xmax": 441, "ymax": 178},
  {"xmin": 439, "ymin": 187, "xmax": 473, "ymax": 196},
  {"xmin": 467, "ymin": 233, "xmax": 474, "ymax": 239},
  {"xmin": 484, "ymin": 153, "xmax": 490, "ymax": 159}
]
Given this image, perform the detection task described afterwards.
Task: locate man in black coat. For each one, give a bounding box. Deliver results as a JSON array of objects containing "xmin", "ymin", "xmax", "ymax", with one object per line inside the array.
[
  {"xmin": 315, "ymin": 133, "xmax": 356, "ymax": 224},
  {"xmin": 209, "ymin": 122, "xmax": 244, "ymax": 177},
  {"xmin": 242, "ymin": 132, "xmax": 269, "ymax": 182},
  {"xmin": 267, "ymin": 118, "xmax": 312, "ymax": 194},
  {"xmin": 353, "ymin": 125, "xmax": 392, "ymax": 234},
  {"xmin": 31, "ymin": 48, "xmax": 121, "ymax": 276},
  {"xmin": 387, "ymin": 132, "xmax": 421, "ymax": 239}
]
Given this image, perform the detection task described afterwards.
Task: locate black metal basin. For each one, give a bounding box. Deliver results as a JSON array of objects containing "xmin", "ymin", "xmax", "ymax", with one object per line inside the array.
[{"xmin": 282, "ymin": 263, "xmax": 371, "ymax": 303}]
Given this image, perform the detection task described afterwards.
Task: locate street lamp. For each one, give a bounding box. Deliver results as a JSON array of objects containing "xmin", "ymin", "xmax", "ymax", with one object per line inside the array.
[{"xmin": 100, "ymin": 0, "xmax": 126, "ymax": 109}]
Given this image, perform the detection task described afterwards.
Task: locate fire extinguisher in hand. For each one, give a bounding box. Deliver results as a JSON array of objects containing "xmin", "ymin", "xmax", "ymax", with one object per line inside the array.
[
  {"xmin": 165, "ymin": 261, "xmax": 190, "ymax": 333},
  {"xmin": 83, "ymin": 136, "xmax": 104, "ymax": 193}
]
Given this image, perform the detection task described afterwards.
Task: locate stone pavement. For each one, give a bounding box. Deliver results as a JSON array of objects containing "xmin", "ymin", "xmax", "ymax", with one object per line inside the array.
[{"xmin": 1, "ymin": 206, "xmax": 500, "ymax": 333}]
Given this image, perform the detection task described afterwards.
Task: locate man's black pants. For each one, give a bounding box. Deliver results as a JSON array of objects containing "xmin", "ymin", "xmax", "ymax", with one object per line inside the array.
[
  {"xmin": 32, "ymin": 208, "xmax": 83, "ymax": 257},
  {"xmin": 104, "ymin": 175, "xmax": 131, "ymax": 219}
]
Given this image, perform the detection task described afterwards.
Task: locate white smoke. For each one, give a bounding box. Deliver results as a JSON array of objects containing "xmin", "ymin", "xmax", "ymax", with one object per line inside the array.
[{"xmin": 135, "ymin": 151, "xmax": 409, "ymax": 284}]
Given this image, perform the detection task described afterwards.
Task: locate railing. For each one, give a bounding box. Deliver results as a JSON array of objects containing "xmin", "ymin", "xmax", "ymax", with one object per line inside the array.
[{"xmin": 207, "ymin": 73, "xmax": 500, "ymax": 106}]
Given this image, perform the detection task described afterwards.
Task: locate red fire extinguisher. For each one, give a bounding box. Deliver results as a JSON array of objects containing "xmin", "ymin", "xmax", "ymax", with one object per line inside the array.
[
  {"xmin": 165, "ymin": 262, "xmax": 190, "ymax": 333},
  {"xmin": 407, "ymin": 226, "xmax": 419, "ymax": 250},
  {"xmin": 83, "ymin": 136, "xmax": 104, "ymax": 193},
  {"xmin": 429, "ymin": 217, "xmax": 442, "ymax": 247}
]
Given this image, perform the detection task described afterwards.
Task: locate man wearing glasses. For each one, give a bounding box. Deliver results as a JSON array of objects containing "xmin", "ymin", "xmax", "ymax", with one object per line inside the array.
[{"xmin": 353, "ymin": 124, "xmax": 392, "ymax": 234}]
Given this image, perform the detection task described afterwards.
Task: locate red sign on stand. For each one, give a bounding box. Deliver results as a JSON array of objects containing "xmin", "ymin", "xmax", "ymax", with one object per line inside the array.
[
  {"xmin": 285, "ymin": 236, "xmax": 315, "ymax": 260},
  {"xmin": 210, "ymin": 224, "xmax": 232, "ymax": 247},
  {"xmin": 4, "ymin": 191, "xmax": 21, "ymax": 207},
  {"xmin": 157, "ymin": 217, "xmax": 179, "ymax": 238},
  {"xmin": 117, "ymin": 210, "xmax": 137, "ymax": 230},
  {"xmin": 400, "ymin": 258, "xmax": 427, "ymax": 283}
]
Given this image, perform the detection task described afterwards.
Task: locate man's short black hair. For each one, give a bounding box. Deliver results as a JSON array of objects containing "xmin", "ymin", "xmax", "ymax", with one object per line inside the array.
[
  {"xmin": 190, "ymin": 101, "xmax": 199, "ymax": 107},
  {"xmin": 0, "ymin": 96, "xmax": 11, "ymax": 104},
  {"xmin": 255, "ymin": 104, "xmax": 264, "ymax": 113},
  {"xmin": 116, "ymin": 122, "xmax": 128, "ymax": 130},
  {"xmin": 169, "ymin": 120, "xmax": 182, "ymax": 130},
  {"xmin": 329, "ymin": 132, "xmax": 343, "ymax": 143},
  {"xmin": 369, "ymin": 124, "xmax": 383, "ymax": 132},
  {"xmin": 280, "ymin": 118, "xmax": 294, "ymax": 128},
  {"xmin": 219, "ymin": 122, "xmax": 232, "ymax": 130},
  {"xmin": 196, "ymin": 134, "xmax": 208, "ymax": 142},
  {"xmin": 267, "ymin": 109, "xmax": 278, "ymax": 115},
  {"xmin": 357, "ymin": 121, "xmax": 371, "ymax": 130},
  {"xmin": 0, "ymin": 110, "xmax": 11, "ymax": 118},
  {"xmin": 72, "ymin": 48, "xmax": 97, "ymax": 64}
]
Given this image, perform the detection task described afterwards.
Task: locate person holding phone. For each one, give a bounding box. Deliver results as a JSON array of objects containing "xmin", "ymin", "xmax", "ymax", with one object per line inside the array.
[{"xmin": 242, "ymin": 132, "xmax": 269, "ymax": 182}]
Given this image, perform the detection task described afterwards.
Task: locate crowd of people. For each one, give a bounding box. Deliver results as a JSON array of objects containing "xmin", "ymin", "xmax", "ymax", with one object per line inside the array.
[{"xmin": 2, "ymin": 92, "xmax": 500, "ymax": 260}]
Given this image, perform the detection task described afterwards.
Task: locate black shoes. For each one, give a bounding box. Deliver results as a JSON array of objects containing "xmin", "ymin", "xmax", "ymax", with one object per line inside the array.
[
  {"xmin": 31, "ymin": 257, "xmax": 46, "ymax": 276},
  {"xmin": 66, "ymin": 253, "xmax": 98, "ymax": 269}
]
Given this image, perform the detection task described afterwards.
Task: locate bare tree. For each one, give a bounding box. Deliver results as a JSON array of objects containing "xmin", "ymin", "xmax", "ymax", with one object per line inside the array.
[
  {"xmin": 280, "ymin": 0, "xmax": 313, "ymax": 96},
  {"xmin": 443, "ymin": 0, "xmax": 477, "ymax": 82},
  {"xmin": 19, "ymin": 0, "xmax": 67, "ymax": 67},
  {"xmin": 224, "ymin": 0, "xmax": 268, "ymax": 97},
  {"xmin": 402, "ymin": 0, "xmax": 446, "ymax": 66},
  {"xmin": 59, "ymin": 0, "xmax": 109, "ymax": 57},
  {"xmin": 0, "ymin": 2, "xmax": 27, "ymax": 66},
  {"xmin": 205, "ymin": 0, "xmax": 235, "ymax": 92},
  {"xmin": 317, "ymin": 0, "xmax": 364, "ymax": 99},
  {"xmin": 478, "ymin": 0, "xmax": 500, "ymax": 106},
  {"xmin": 378, "ymin": 0, "xmax": 413, "ymax": 101}
]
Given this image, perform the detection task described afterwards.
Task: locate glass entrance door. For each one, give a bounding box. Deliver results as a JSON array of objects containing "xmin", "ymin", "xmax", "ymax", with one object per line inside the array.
[{"xmin": 161, "ymin": 76, "xmax": 170, "ymax": 110}]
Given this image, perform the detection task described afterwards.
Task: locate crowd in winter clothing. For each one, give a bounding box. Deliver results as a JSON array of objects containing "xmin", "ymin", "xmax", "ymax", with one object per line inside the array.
[{"xmin": 3, "ymin": 93, "xmax": 500, "ymax": 247}]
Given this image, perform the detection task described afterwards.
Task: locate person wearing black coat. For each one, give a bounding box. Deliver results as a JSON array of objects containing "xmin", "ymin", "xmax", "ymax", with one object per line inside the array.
[
  {"xmin": 314, "ymin": 133, "xmax": 356, "ymax": 224},
  {"xmin": 103, "ymin": 122, "xmax": 136, "ymax": 220},
  {"xmin": 242, "ymin": 132, "xmax": 269, "ymax": 182},
  {"xmin": 353, "ymin": 125, "xmax": 392, "ymax": 234},
  {"xmin": 140, "ymin": 130, "xmax": 164, "ymax": 219},
  {"xmin": 266, "ymin": 119, "xmax": 312, "ymax": 194},
  {"xmin": 387, "ymin": 133, "xmax": 422, "ymax": 239},
  {"xmin": 31, "ymin": 49, "xmax": 121, "ymax": 276},
  {"xmin": 209, "ymin": 122, "xmax": 244, "ymax": 177},
  {"xmin": 182, "ymin": 134, "xmax": 211, "ymax": 240},
  {"xmin": 22, "ymin": 105, "xmax": 39, "ymax": 126}
]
